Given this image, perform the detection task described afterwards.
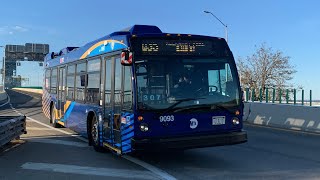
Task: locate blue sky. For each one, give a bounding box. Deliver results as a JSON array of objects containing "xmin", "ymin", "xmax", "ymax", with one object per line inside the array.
[{"xmin": 0, "ymin": 0, "xmax": 319, "ymax": 98}]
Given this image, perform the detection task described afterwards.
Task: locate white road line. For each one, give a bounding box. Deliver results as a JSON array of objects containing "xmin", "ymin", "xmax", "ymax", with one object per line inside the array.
[
  {"xmin": 25, "ymin": 127, "xmax": 56, "ymax": 131},
  {"xmin": 245, "ymin": 123, "xmax": 320, "ymax": 136},
  {"xmin": 26, "ymin": 117, "xmax": 176, "ymax": 180},
  {"xmin": 26, "ymin": 117, "xmax": 89, "ymax": 142},
  {"xmin": 123, "ymin": 155, "xmax": 177, "ymax": 180},
  {"xmin": 25, "ymin": 138, "xmax": 88, "ymax": 147},
  {"xmin": 21, "ymin": 162, "xmax": 157, "ymax": 179},
  {"xmin": 8, "ymin": 92, "xmax": 177, "ymax": 180},
  {"xmin": 21, "ymin": 135, "xmax": 82, "ymax": 139},
  {"xmin": 3, "ymin": 143, "xmax": 22, "ymax": 153}
]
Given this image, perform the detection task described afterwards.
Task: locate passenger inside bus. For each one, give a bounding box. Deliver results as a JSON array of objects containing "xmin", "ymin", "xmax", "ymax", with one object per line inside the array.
[{"xmin": 174, "ymin": 74, "xmax": 192, "ymax": 89}]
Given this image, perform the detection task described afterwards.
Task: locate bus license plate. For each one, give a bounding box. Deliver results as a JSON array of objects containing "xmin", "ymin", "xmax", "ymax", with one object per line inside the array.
[{"xmin": 212, "ymin": 116, "xmax": 225, "ymax": 125}]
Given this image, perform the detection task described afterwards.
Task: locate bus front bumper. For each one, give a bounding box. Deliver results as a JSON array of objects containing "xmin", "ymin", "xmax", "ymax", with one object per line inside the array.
[{"xmin": 132, "ymin": 131, "xmax": 247, "ymax": 151}]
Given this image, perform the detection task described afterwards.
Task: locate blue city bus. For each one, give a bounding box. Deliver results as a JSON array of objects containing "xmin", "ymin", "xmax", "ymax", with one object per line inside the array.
[{"xmin": 42, "ymin": 25, "xmax": 247, "ymax": 154}]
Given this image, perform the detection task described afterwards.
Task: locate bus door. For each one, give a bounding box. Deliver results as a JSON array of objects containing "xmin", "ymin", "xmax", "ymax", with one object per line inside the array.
[
  {"xmin": 103, "ymin": 57, "xmax": 114, "ymax": 148},
  {"xmin": 58, "ymin": 67, "xmax": 66, "ymax": 120},
  {"xmin": 103, "ymin": 57, "xmax": 121, "ymax": 151},
  {"xmin": 104, "ymin": 55, "xmax": 133, "ymax": 154},
  {"xmin": 112, "ymin": 57, "xmax": 122, "ymax": 147}
]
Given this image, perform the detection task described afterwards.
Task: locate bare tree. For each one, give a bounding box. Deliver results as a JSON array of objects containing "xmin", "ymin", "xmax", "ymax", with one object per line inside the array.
[{"xmin": 237, "ymin": 43, "xmax": 296, "ymax": 99}]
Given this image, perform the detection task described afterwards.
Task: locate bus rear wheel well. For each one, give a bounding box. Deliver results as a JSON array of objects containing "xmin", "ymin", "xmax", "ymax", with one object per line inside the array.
[
  {"xmin": 87, "ymin": 111, "xmax": 96, "ymax": 146},
  {"xmin": 50, "ymin": 102, "xmax": 54, "ymax": 121}
]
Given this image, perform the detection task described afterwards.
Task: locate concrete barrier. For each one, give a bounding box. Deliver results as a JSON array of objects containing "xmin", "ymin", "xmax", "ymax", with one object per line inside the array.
[
  {"xmin": 12, "ymin": 88, "xmax": 43, "ymax": 94},
  {"xmin": 0, "ymin": 91, "xmax": 7, "ymax": 102},
  {"xmin": 244, "ymin": 102, "xmax": 320, "ymax": 133}
]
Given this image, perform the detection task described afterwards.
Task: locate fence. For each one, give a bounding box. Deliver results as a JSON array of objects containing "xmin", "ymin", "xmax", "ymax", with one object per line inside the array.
[
  {"xmin": 0, "ymin": 116, "xmax": 27, "ymax": 148},
  {"xmin": 243, "ymin": 88, "xmax": 316, "ymax": 106}
]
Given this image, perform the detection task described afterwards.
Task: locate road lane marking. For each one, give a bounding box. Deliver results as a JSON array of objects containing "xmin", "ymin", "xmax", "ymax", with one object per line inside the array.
[
  {"xmin": 21, "ymin": 134, "xmax": 83, "ymax": 139},
  {"xmin": 25, "ymin": 138, "xmax": 88, "ymax": 147},
  {"xmin": 21, "ymin": 162, "xmax": 157, "ymax": 179},
  {"xmin": 8, "ymin": 92, "xmax": 177, "ymax": 180},
  {"xmin": 123, "ymin": 155, "xmax": 177, "ymax": 180},
  {"xmin": 245, "ymin": 122, "xmax": 320, "ymax": 136},
  {"xmin": 3, "ymin": 144, "xmax": 22, "ymax": 153},
  {"xmin": 25, "ymin": 116, "xmax": 89, "ymax": 142},
  {"xmin": 26, "ymin": 116, "xmax": 177, "ymax": 180},
  {"xmin": 25, "ymin": 127, "xmax": 56, "ymax": 131}
]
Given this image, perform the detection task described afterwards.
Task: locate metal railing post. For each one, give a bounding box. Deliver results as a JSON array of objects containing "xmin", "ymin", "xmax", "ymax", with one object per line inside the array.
[
  {"xmin": 310, "ymin": 90, "xmax": 312, "ymax": 106},
  {"xmin": 302, "ymin": 90, "xmax": 304, "ymax": 105},
  {"xmin": 286, "ymin": 89, "xmax": 289, "ymax": 104},
  {"xmin": 293, "ymin": 89, "xmax": 296, "ymax": 105}
]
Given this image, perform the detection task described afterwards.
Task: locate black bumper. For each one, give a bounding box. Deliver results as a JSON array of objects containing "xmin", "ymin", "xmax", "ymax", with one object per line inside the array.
[{"xmin": 132, "ymin": 131, "xmax": 247, "ymax": 151}]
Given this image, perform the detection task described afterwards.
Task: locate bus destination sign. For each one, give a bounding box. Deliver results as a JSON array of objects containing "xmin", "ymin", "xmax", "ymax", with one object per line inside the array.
[{"xmin": 136, "ymin": 39, "xmax": 216, "ymax": 56}]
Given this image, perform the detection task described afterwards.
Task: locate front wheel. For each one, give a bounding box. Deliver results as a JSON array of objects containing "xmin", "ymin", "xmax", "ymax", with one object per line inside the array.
[
  {"xmin": 90, "ymin": 115, "xmax": 105, "ymax": 152},
  {"xmin": 50, "ymin": 106, "xmax": 60, "ymax": 128}
]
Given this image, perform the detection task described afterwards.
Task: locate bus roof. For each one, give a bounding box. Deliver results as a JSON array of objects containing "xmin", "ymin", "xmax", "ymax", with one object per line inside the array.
[{"xmin": 44, "ymin": 25, "xmax": 225, "ymax": 68}]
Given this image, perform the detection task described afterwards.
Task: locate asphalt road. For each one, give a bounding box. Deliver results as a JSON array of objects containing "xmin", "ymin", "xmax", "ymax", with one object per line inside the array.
[{"xmin": 1, "ymin": 90, "xmax": 320, "ymax": 180}]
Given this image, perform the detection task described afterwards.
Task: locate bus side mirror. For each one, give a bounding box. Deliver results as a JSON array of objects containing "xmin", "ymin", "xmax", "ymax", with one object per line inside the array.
[{"xmin": 121, "ymin": 50, "xmax": 133, "ymax": 66}]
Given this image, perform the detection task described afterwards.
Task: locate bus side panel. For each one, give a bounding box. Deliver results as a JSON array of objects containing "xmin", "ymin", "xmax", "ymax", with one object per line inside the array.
[
  {"xmin": 65, "ymin": 103, "xmax": 100, "ymax": 137},
  {"xmin": 120, "ymin": 112, "xmax": 135, "ymax": 154},
  {"xmin": 42, "ymin": 90, "xmax": 52, "ymax": 119}
]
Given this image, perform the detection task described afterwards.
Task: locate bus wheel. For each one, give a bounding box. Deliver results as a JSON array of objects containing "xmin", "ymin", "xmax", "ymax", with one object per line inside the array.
[
  {"xmin": 90, "ymin": 115, "xmax": 105, "ymax": 152},
  {"xmin": 50, "ymin": 106, "xmax": 60, "ymax": 128}
]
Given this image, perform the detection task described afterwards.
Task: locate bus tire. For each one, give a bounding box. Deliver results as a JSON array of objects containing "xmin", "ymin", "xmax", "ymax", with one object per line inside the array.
[
  {"xmin": 50, "ymin": 105, "xmax": 60, "ymax": 128},
  {"xmin": 90, "ymin": 115, "xmax": 105, "ymax": 152}
]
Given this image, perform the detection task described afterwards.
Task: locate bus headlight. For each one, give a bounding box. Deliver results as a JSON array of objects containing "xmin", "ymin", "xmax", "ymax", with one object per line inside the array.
[
  {"xmin": 232, "ymin": 117, "xmax": 240, "ymax": 125},
  {"xmin": 140, "ymin": 123, "xmax": 149, "ymax": 132}
]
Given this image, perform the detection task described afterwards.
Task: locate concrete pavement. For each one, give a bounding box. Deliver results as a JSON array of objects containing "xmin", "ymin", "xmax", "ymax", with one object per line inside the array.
[{"xmin": 1, "ymin": 89, "xmax": 320, "ymax": 180}]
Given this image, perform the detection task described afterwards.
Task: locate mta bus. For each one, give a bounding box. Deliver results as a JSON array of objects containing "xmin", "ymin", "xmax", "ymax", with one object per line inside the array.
[{"xmin": 42, "ymin": 25, "xmax": 247, "ymax": 154}]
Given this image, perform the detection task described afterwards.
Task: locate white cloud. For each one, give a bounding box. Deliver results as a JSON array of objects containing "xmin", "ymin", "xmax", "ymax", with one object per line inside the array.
[
  {"xmin": 13, "ymin": 25, "xmax": 28, "ymax": 32},
  {"xmin": 0, "ymin": 25, "xmax": 29, "ymax": 35}
]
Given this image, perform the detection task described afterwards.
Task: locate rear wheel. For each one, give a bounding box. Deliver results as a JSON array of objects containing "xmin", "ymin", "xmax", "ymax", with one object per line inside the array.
[
  {"xmin": 90, "ymin": 115, "xmax": 105, "ymax": 152},
  {"xmin": 50, "ymin": 105, "xmax": 60, "ymax": 128}
]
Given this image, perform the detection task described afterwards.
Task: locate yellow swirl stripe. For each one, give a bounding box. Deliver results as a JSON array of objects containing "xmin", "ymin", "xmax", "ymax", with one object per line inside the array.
[{"xmin": 80, "ymin": 40, "xmax": 126, "ymax": 59}]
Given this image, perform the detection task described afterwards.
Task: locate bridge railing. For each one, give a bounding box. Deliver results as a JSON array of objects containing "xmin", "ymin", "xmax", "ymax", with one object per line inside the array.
[{"xmin": 243, "ymin": 88, "xmax": 317, "ymax": 106}]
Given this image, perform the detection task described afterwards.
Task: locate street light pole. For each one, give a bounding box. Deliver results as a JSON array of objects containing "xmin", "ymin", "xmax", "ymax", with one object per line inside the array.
[
  {"xmin": 0, "ymin": 46, "xmax": 4, "ymax": 88},
  {"xmin": 204, "ymin": 10, "xmax": 228, "ymax": 43}
]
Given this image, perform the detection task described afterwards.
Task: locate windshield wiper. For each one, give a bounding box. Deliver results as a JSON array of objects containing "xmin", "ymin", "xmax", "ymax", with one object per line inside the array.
[
  {"xmin": 159, "ymin": 97, "xmax": 205, "ymax": 115},
  {"xmin": 211, "ymin": 104, "xmax": 234, "ymax": 114},
  {"xmin": 172, "ymin": 103, "xmax": 235, "ymax": 114}
]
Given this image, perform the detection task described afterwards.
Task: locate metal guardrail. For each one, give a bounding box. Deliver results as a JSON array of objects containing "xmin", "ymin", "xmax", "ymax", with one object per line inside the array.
[
  {"xmin": 243, "ymin": 88, "xmax": 316, "ymax": 106},
  {"xmin": 0, "ymin": 116, "xmax": 27, "ymax": 147}
]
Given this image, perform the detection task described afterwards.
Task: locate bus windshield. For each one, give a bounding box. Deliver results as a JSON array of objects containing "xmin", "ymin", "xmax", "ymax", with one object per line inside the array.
[{"xmin": 135, "ymin": 57, "xmax": 240, "ymax": 112}]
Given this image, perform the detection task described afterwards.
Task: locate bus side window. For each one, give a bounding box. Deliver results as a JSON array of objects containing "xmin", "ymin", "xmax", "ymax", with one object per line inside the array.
[
  {"xmin": 75, "ymin": 62, "xmax": 86, "ymax": 102},
  {"xmin": 105, "ymin": 59, "xmax": 112, "ymax": 107},
  {"xmin": 123, "ymin": 65, "xmax": 132, "ymax": 110},
  {"xmin": 51, "ymin": 68, "xmax": 58, "ymax": 94},
  {"xmin": 114, "ymin": 58, "xmax": 121, "ymax": 111},
  {"xmin": 66, "ymin": 65, "xmax": 75, "ymax": 100},
  {"xmin": 45, "ymin": 69, "xmax": 51, "ymax": 92},
  {"xmin": 86, "ymin": 59, "xmax": 101, "ymax": 104}
]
